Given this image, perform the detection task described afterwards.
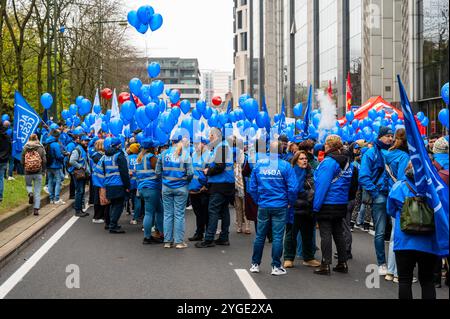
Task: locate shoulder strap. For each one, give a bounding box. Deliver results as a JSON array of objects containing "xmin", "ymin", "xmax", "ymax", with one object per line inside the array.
[
  {"xmin": 331, "ymin": 161, "xmax": 350, "ymax": 184},
  {"xmin": 433, "ymin": 160, "xmax": 443, "ymax": 171},
  {"xmin": 404, "ymin": 181, "xmax": 418, "ymax": 197},
  {"xmin": 385, "ymin": 164, "xmax": 398, "ymax": 183}
]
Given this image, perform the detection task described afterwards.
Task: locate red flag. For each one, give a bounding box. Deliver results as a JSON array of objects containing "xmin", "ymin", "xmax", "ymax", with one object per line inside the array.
[
  {"xmin": 346, "ymin": 72, "xmax": 353, "ymax": 112},
  {"xmin": 327, "ymin": 80, "xmax": 333, "ymax": 99}
]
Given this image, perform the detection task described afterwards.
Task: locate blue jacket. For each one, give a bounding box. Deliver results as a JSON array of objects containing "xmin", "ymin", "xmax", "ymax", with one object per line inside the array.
[
  {"xmin": 207, "ymin": 141, "xmax": 235, "ymax": 184},
  {"xmin": 387, "ymin": 178, "xmax": 448, "ymax": 257},
  {"xmin": 434, "ymin": 153, "xmax": 449, "ymax": 170},
  {"xmin": 384, "ymin": 149, "xmax": 410, "ymax": 188},
  {"xmin": 249, "ymin": 157, "xmax": 298, "ymax": 209},
  {"xmin": 189, "ymin": 151, "xmax": 208, "ymax": 192},
  {"xmin": 156, "ymin": 146, "xmax": 193, "ymax": 189},
  {"xmin": 68, "ymin": 144, "xmax": 89, "ymax": 174},
  {"xmin": 102, "ymin": 148, "xmax": 130, "ymax": 199},
  {"xmin": 135, "ymin": 153, "xmax": 161, "ymax": 190},
  {"xmin": 313, "ymin": 154, "xmax": 353, "ymax": 213},
  {"xmin": 45, "ymin": 136, "xmax": 65, "ymax": 169},
  {"xmin": 359, "ymin": 141, "xmax": 390, "ymax": 198}
]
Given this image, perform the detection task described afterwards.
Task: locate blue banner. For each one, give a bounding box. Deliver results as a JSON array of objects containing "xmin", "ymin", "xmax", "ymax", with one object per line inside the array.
[
  {"xmin": 303, "ymin": 85, "xmax": 313, "ymax": 137},
  {"xmin": 398, "ymin": 75, "xmax": 449, "ymax": 256},
  {"xmin": 12, "ymin": 91, "xmax": 42, "ymax": 160}
]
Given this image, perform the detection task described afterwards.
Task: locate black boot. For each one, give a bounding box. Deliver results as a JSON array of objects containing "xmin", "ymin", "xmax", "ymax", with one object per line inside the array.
[
  {"xmin": 188, "ymin": 234, "xmax": 203, "ymax": 242},
  {"xmin": 333, "ymin": 262, "xmax": 349, "ymax": 273},
  {"xmin": 314, "ymin": 263, "xmax": 331, "ymax": 276}
]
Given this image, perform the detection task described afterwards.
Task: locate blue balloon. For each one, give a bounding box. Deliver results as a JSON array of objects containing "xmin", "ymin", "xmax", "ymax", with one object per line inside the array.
[
  {"xmin": 234, "ymin": 108, "xmax": 245, "ymax": 121},
  {"xmin": 61, "ymin": 110, "xmax": 70, "ymax": 120},
  {"xmin": 243, "ymin": 98, "xmax": 258, "ymax": 121},
  {"xmin": 345, "ymin": 111, "xmax": 354, "ymax": 122},
  {"xmin": 40, "ymin": 93, "xmax": 53, "ymax": 110},
  {"xmin": 73, "ymin": 126, "xmax": 84, "ymax": 135},
  {"xmin": 438, "ymin": 108, "xmax": 449, "ymax": 128},
  {"xmin": 441, "ymin": 82, "xmax": 449, "ymax": 105},
  {"xmin": 165, "ymin": 89, "xmax": 172, "ymax": 97},
  {"xmin": 109, "ymin": 118, "xmax": 123, "ymax": 136},
  {"xmin": 136, "ymin": 23, "xmax": 148, "ymax": 34},
  {"xmin": 368, "ymin": 109, "xmax": 377, "ymax": 120},
  {"xmin": 196, "ymin": 100, "xmax": 207, "ymax": 114},
  {"xmin": 93, "ymin": 104, "xmax": 102, "ymax": 115},
  {"xmin": 101, "ymin": 121, "xmax": 108, "ymax": 133},
  {"xmin": 139, "ymin": 84, "xmax": 152, "ymax": 104},
  {"xmin": 218, "ymin": 112, "xmax": 229, "ymax": 126},
  {"xmin": 137, "ymin": 5, "xmax": 154, "ymax": 25},
  {"xmin": 296, "ymin": 119, "xmax": 304, "ymax": 131},
  {"xmin": 293, "ymin": 103, "xmax": 303, "ymax": 117},
  {"xmin": 104, "ymin": 110, "xmax": 111, "ymax": 123},
  {"xmin": 372, "ymin": 121, "xmax": 381, "ymax": 134},
  {"xmin": 130, "ymin": 78, "xmax": 143, "ymax": 96},
  {"xmin": 150, "ymin": 80, "xmax": 164, "ymax": 98},
  {"xmin": 75, "ymin": 96, "xmax": 84, "ymax": 108},
  {"xmin": 159, "ymin": 99, "xmax": 166, "ymax": 113},
  {"xmin": 208, "ymin": 114, "xmax": 219, "ymax": 128},
  {"xmin": 417, "ymin": 112, "xmax": 425, "ymax": 121},
  {"xmin": 155, "ymin": 126, "xmax": 168, "ymax": 144},
  {"xmin": 421, "ymin": 117, "xmax": 429, "ymax": 127},
  {"xmin": 192, "ymin": 108, "xmax": 201, "ymax": 120},
  {"xmin": 256, "ymin": 112, "xmax": 269, "ymax": 128},
  {"xmin": 85, "ymin": 114, "xmax": 95, "ymax": 127},
  {"xmin": 180, "ymin": 100, "xmax": 191, "ymax": 114},
  {"xmin": 65, "ymin": 118, "xmax": 73, "ymax": 127},
  {"xmin": 239, "ymin": 94, "xmax": 250, "ymax": 107},
  {"xmin": 203, "ymin": 106, "xmax": 213, "ymax": 120},
  {"xmin": 127, "ymin": 10, "xmax": 139, "ymax": 28},
  {"xmin": 391, "ymin": 112, "xmax": 399, "ymax": 123},
  {"xmin": 378, "ymin": 110, "xmax": 386, "ymax": 119},
  {"xmin": 135, "ymin": 106, "xmax": 150, "ymax": 129},
  {"xmin": 147, "ymin": 62, "xmax": 160, "ymax": 78},
  {"xmin": 73, "ymin": 116, "xmax": 81, "ymax": 127},
  {"xmin": 171, "ymin": 106, "xmax": 181, "ymax": 121},
  {"xmin": 121, "ymin": 101, "xmax": 136, "ymax": 121},
  {"xmin": 1, "ymin": 114, "xmax": 10, "ymax": 122},
  {"xmin": 312, "ymin": 113, "xmax": 321, "ymax": 128},
  {"xmin": 79, "ymin": 99, "xmax": 91, "ymax": 116},
  {"xmin": 159, "ymin": 111, "xmax": 174, "ymax": 134},
  {"xmin": 149, "ymin": 13, "xmax": 163, "ymax": 31},
  {"xmin": 274, "ymin": 114, "xmax": 281, "ymax": 123},
  {"xmin": 145, "ymin": 102, "xmax": 159, "ymax": 121},
  {"xmin": 169, "ymin": 90, "xmax": 181, "ymax": 104},
  {"xmin": 352, "ymin": 119, "xmax": 359, "ymax": 130}
]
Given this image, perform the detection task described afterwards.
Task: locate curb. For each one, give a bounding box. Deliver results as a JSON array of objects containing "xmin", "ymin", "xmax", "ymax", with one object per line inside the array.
[
  {"xmin": 0, "ymin": 199, "xmax": 74, "ymax": 270},
  {"xmin": 0, "ymin": 184, "xmax": 69, "ymax": 232}
]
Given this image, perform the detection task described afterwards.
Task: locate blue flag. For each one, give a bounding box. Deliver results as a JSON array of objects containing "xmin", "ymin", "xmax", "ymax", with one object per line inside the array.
[
  {"xmin": 303, "ymin": 85, "xmax": 313, "ymax": 137},
  {"xmin": 13, "ymin": 91, "xmax": 42, "ymax": 160},
  {"xmin": 398, "ymin": 75, "xmax": 449, "ymax": 256}
]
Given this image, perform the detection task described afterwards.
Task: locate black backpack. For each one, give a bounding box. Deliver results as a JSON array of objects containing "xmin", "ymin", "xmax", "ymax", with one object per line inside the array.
[{"xmin": 45, "ymin": 142, "xmax": 55, "ymax": 168}]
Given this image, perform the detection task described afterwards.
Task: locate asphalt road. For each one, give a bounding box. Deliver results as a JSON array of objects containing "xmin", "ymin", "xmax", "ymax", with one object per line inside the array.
[{"xmin": 0, "ymin": 206, "xmax": 448, "ymax": 299}]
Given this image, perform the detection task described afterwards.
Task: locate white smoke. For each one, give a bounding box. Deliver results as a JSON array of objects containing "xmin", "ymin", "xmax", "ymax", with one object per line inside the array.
[{"xmin": 317, "ymin": 90, "xmax": 337, "ymax": 143}]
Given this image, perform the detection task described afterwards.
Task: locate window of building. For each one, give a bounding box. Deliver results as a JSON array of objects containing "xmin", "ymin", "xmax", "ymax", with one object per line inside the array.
[
  {"xmin": 241, "ymin": 0, "xmax": 247, "ymax": 5},
  {"xmin": 237, "ymin": 10, "xmax": 243, "ymax": 29},
  {"xmin": 240, "ymin": 32, "xmax": 248, "ymax": 51}
]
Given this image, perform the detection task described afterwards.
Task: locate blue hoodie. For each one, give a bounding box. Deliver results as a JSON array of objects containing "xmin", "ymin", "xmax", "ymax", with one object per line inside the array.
[
  {"xmin": 384, "ymin": 148, "xmax": 410, "ymax": 187},
  {"xmin": 249, "ymin": 157, "xmax": 298, "ymax": 209},
  {"xmin": 313, "ymin": 154, "xmax": 353, "ymax": 212},
  {"xmin": 359, "ymin": 140, "xmax": 390, "ymax": 198},
  {"xmin": 387, "ymin": 178, "xmax": 448, "ymax": 257},
  {"xmin": 45, "ymin": 136, "xmax": 65, "ymax": 169}
]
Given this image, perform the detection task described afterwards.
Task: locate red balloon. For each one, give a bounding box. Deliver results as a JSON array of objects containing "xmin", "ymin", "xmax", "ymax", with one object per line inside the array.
[
  {"xmin": 101, "ymin": 88, "xmax": 113, "ymax": 100},
  {"xmin": 118, "ymin": 92, "xmax": 130, "ymax": 104},
  {"xmin": 212, "ymin": 96, "xmax": 222, "ymax": 106}
]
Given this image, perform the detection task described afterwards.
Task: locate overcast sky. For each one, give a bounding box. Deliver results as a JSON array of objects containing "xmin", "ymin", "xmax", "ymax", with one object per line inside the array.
[{"xmin": 121, "ymin": 0, "xmax": 234, "ymax": 72}]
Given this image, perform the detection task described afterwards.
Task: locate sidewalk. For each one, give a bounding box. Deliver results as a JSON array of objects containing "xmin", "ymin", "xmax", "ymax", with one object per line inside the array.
[{"xmin": 0, "ymin": 190, "xmax": 74, "ymax": 269}]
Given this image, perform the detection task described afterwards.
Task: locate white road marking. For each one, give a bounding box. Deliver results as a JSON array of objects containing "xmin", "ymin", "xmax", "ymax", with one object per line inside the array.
[
  {"xmin": 234, "ymin": 269, "xmax": 267, "ymax": 299},
  {"xmin": 0, "ymin": 216, "xmax": 79, "ymax": 299}
]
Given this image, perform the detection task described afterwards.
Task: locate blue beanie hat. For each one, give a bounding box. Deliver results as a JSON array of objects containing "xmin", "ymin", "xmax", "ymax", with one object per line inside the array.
[{"xmin": 378, "ymin": 126, "xmax": 394, "ymax": 139}]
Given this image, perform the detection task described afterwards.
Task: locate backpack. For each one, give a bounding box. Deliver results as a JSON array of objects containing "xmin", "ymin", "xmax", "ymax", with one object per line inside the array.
[
  {"xmin": 45, "ymin": 142, "xmax": 54, "ymax": 168},
  {"xmin": 24, "ymin": 149, "xmax": 42, "ymax": 174},
  {"xmin": 400, "ymin": 182, "xmax": 435, "ymax": 235},
  {"xmin": 433, "ymin": 161, "xmax": 449, "ymax": 186}
]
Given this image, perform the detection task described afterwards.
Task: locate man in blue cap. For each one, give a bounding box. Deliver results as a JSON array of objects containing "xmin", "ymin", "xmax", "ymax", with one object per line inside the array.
[
  {"xmin": 103, "ymin": 136, "xmax": 130, "ymax": 233},
  {"xmin": 69, "ymin": 135, "xmax": 91, "ymax": 217},
  {"xmin": 359, "ymin": 125, "xmax": 394, "ymax": 276}
]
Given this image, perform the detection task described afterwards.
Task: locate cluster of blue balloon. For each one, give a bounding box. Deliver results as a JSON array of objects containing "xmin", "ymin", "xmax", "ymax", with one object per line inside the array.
[
  {"xmin": 127, "ymin": 5, "xmax": 163, "ymax": 34},
  {"xmin": 61, "ymin": 95, "xmax": 95, "ymax": 133}
]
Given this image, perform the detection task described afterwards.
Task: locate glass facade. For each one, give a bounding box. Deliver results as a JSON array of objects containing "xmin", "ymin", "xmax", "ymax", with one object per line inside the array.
[
  {"xmin": 349, "ymin": 0, "xmax": 362, "ymax": 106},
  {"xmin": 319, "ymin": 0, "xmax": 338, "ymax": 94},
  {"xmin": 294, "ymin": 0, "xmax": 309, "ymax": 103}
]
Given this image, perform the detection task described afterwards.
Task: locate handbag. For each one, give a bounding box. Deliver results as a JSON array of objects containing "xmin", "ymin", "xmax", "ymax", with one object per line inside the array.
[
  {"xmin": 73, "ymin": 167, "xmax": 87, "ymax": 181},
  {"xmin": 99, "ymin": 187, "xmax": 110, "ymax": 206},
  {"xmin": 400, "ymin": 182, "xmax": 435, "ymax": 235}
]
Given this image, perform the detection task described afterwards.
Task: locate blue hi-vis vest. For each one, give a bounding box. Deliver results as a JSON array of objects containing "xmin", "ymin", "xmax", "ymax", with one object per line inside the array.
[
  {"xmin": 128, "ymin": 154, "xmax": 138, "ymax": 190},
  {"xmin": 189, "ymin": 151, "xmax": 208, "ymax": 192},
  {"xmin": 208, "ymin": 141, "xmax": 235, "ymax": 184},
  {"xmin": 103, "ymin": 152, "xmax": 123, "ymax": 187},
  {"xmin": 162, "ymin": 146, "xmax": 190, "ymax": 189},
  {"xmin": 68, "ymin": 145, "xmax": 87, "ymax": 173},
  {"xmin": 92, "ymin": 156, "xmax": 105, "ymax": 187},
  {"xmin": 135, "ymin": 153, "xmax": 160, "ymax": 190}
]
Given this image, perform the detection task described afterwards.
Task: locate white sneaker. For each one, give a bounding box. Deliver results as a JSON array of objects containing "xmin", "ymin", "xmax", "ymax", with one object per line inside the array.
[
  {"xmin": 130, "ymin": 219, "xmax": 137, "ymax": 225},
  {"xmin": 54, "ymin": 199, "xmax": 66, "ymax": 205},
  {"xmin": 92, "ymin": 219, "xmax": 104, "ymax": 224},
  {"xmin": 378, "ymin": 264, "xmax": 388, "ymax": 276},
  {"xmin": 186, "ymin": 205, "xmax": 193, "ymax": 210},
  {"xmin": 271, "ymin": 266, "xmax": 287, "ymax": 276},
  {"xmin": 43, "ymin": 186, "xmax": 50, "ymax": 194},
  {"xmin": 7, "ymin": 176, "xmax": 15, "ymax": 181},
  {"xmin": 250, "ymin": 264, "xmax": 260, "ymax": 273}
]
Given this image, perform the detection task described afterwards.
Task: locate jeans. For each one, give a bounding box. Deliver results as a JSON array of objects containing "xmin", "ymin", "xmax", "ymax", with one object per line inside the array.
[
  {"xmin": 109, "ymin": 197, "xmax": 125, "ymax": 230},
  {"xmin": 0, "ymin": 163, "xmax": 6, "ymax": 200},
  {"xmin": 357, "ymin": 203, "xmax": 366, "ymax": 225},
  {"xmin": 25, "ymin": 174, "xmax": 43, "ymax": 209},
  {"xmin": 205, "ymin": 192, "xmax": 231, "ymax": 242},
  {"xmin": 47, "ymin": 168, "xmax": 62, "ymax": 201},
  {"xmin": 371, "ymin": 194, "xmax": 387, "ymax": 265},
  {"xmin": 317, "ymin": 217, "xmax": 348, "ymax": 265},
  {"xmin": 252, "ymin": 207, "xmax": 287, "ymax": 268},
  {"xmin": 395, "ymin": 250, "xmax": 438, "ymax": 299},
  {"xmin": 140, "ymin": 188, "xmax": 163, "ymax": 239},
  {"xmin": 162, "ymin": 185, "xmax": 188, "ymax": 244},
  {"xmin": 190, "ymin": 192, "xmax": 209, "ymax": 236},
  {"xmin": 387, "ymin": 217, "xmax": 398, "ymax": 276},
  {"xmin": 74, "ymin": 178, "xmax": 86, "ymax": 212},
  {"xmin": 343, "ymin": 200, "xmax": 355, "ymax": 253},
  {"xmin": 69, "ymin": 173, "xmax": 75, "ymax": 199}
]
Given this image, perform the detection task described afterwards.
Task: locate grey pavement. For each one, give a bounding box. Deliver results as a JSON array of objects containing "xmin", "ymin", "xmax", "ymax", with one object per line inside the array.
[{"xmin": 0, "ymin": 206, "xmax": 448, "ymax": 299}]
